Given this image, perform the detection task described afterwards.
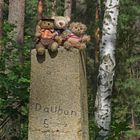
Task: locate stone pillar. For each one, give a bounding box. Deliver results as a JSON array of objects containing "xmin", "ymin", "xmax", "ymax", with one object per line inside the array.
[{"xmin": 28, "ymin": 48, "xmax": 89, "ymax": 140}]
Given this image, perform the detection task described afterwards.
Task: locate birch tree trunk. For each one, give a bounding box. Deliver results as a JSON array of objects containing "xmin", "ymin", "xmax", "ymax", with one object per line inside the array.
[
  {"xmin": 0, "ymin": 0, "xmax": 3, "ymax": 55},
  {"xmin": 95, "ymin": 0, "xmax": 120, "ymax": 137},
  {"xmin": 64, "ymin": 0, "xmax": 72, "ymax": 18}
]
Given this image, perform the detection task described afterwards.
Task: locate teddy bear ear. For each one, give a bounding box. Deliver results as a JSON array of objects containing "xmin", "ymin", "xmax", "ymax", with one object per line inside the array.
[
  {"xmin": 83, "ymin": 24, "xmax": 87, "ymax": 31},
  {"xmin": 38, "ymin": 20, "xmax": 42, "ymax": 25},
  {"xmin": 80, "ymin": 23, "xmax": 87, "ymax": 32},
  {"xmin": 65, "ymin": 16, "xmax": 71, "ymax": 22}
]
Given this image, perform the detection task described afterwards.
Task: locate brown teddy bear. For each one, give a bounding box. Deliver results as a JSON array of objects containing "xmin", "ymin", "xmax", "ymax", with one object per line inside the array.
[
  {"xmin": 63, "ymin": 22, "xmax": 91, "ymax": 50},
  {"xmin": 35, "ymin": 18, "xmax": 59, "ymax": 55},
  {"xmin": 51, "ymin": 16, "xmax": 71, "ymax": 46}
]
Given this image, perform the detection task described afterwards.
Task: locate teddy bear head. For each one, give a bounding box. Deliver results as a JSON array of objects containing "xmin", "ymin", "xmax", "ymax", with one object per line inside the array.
[
  {"xmin": 39, "ymin": 19, "xmax": 55, "ymax": 29},
  {"xmin": 52, "ymin": 16, "xmax": 71, "ymax": 29},
  {"xmin": 69, "ymin": 22, "xmax": 87, "ymax": 36}
]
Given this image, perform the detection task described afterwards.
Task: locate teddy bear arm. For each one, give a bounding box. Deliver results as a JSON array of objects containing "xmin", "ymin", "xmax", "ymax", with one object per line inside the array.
[
  {"xmin": 81, "ymin": 35, "xmax": 91, "ymax": 43},
  {"xmin": 54, "ymin": 35, "xmax": 63, "ymax": 45},
  {"xmin": 63, "ymin": 41, "xmax": 72, "ymax": 50},
  {"xmin": 79, "ymin": 43, "xmax": 86, "ymax": 49},
  {"xmin": 35, "ymin": 25, "xmax": 42, "ymax": 37}
]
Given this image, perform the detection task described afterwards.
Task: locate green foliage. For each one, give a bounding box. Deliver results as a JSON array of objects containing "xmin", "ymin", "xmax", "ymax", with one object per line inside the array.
[
  {"xmin": 106, "ymin": 119, "xmax": 130, "ymax": 140},
  {"xmin": 125, "ymin": 129, "xmax": 140, "ymax": 139},
  {"xmin": 0, "ymin": 20, "xmax": 30, "ymax": 138},
  {"xmin": 56, "ymin": 0, "xmax": 65, "ymax": 15},
  {"xmin": 110, "ymin": 0, "xmax": 140, "ymax": 139},
  {"xmin": 1, "ymin": 0, "xmax": 140, "ymax": 139}
]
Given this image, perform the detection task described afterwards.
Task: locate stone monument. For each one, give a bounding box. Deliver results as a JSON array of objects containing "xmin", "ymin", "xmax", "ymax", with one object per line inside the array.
[{"xmin": 28, "ymin": 48, "xmax": 89, "ymax": 140}]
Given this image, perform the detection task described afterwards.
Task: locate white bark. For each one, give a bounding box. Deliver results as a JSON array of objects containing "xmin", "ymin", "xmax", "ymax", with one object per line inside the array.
[{"xmin": 95, "ymin": 0, "xmax": 120, "ymax": 137}]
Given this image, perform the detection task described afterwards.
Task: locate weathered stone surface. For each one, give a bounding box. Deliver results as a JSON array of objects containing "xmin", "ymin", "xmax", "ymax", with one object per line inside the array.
[{"xmin": 28, "ymin": 48, "xmax": 89, "ymax": 140}]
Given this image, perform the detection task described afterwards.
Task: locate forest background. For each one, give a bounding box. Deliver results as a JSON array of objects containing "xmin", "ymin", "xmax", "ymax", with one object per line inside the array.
[{"xmin": 0, "ymin": 0, "xmax": 140, "ymax": 140}]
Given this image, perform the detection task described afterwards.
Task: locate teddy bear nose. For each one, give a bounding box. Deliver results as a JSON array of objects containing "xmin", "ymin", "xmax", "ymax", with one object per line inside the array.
[{"xmin": 59, "ymin": 22, "xmax": 63, "ymax": 26}]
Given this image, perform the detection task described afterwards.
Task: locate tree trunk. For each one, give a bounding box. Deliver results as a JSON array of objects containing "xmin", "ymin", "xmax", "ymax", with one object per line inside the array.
[
  {"xmin": 95, "ymin": 1, "xmax": 101, "ymax": 64},
  {"xmin": 8, "ymin": 0, "xmax": 25, "ymax": 45},
  {"xmin": 0, "ymin": 0, "xmax": 3, "ymax": 55},
  {"xmin": 8, "ymin": 0, "xmax": 25, "ymax": 64},
  {"xmin": 51, "ymin": 0, "xmax": 57, "ymax": 16},
  {"xmin": 64, "ymin": 0, "xmax": 72, "ymax": 18},
  {"xmin": 130, "ymin": 108, "xmax": 138, "ymax": 140},
  {"xmin": 2, "ymin": 0, "xmax": 26, "ymax": 139},
  {"xmin": 75, "ymin": 0, "xmax": 87, "ymax": 21},
  {"xmin": 95, "ymin": 27, "xmax": 100, "ymax": 64},
  {"xmin": 37, "ymin": 0, "xmax": 43, "ymax": 21},
  {"xmin": 95, "ymin": 0, "xmax": 120, "ymax": 137}
]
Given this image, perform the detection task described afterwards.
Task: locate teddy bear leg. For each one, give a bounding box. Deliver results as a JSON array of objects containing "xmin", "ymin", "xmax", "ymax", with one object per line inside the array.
[
  {"xmin": 79, "ymin": 43, "xmax": 86, "ymax": 50},
  {"xmin": 64, "ymin": 41, "xmax": 72, "ymax": 50},
  {"xmin": 36, "ymin": 42, "xmax": 45, "ymax": 55},
  {"xmin": 73, "ymin": 43, "xmax": 81, "ymax": 49},
  {"xmin": 50, "ymin": 42, "xmax": 59, "ymax": 52},
  {"xmin": 55, "ymin": 36, "xmax": 63, "ymax": 46}
]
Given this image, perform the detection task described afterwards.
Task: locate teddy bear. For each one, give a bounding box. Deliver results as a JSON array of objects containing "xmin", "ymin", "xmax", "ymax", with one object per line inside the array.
[
  {"xmin": 51, "ymin": 16, "xmax": 71, "ymax": 46},
  {"xmin": 35, "ymin": 18, "xmax": 59, "ymax": 55},
  {"xmin": 63, "ymin": 22, "xmax": 91, "ymax": 50}
]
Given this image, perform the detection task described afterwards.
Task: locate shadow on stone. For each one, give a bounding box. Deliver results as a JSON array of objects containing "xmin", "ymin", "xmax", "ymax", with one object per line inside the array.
[
  {"xmin": 48, "ymin": 49, "xmax": 58, "ymax": 58},
  {"xmin": 36, "ymin": 54, "xmax": 46, "ymax": 63}
]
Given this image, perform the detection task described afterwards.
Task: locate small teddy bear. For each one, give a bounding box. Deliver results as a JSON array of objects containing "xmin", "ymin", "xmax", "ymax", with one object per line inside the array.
[
  {"xmin": 35, "ymin": 18, "xmax": 59, "ymax": 55},
  {"xmin": 51, "ymin": 16, "xmax": 71, "ymax": 46},
  {"xmin": 63, "ymin": 22, "xmax": 91, "ymax": 50}
]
